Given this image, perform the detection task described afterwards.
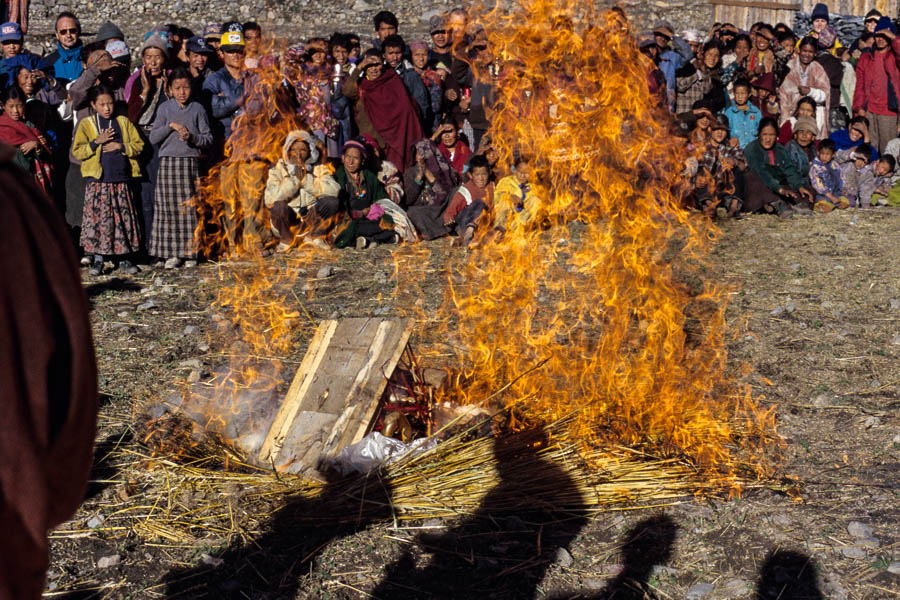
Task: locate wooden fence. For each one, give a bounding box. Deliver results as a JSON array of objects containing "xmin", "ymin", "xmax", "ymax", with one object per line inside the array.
[{"xmin": 710, "ymin": 0, "xmax": 898, "ymax": 30}]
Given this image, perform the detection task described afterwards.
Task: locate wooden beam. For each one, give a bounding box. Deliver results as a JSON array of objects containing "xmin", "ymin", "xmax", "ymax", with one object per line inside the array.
[{"xmin": 709, "ymin": 0, "xmax": 801, "ymax": 10}]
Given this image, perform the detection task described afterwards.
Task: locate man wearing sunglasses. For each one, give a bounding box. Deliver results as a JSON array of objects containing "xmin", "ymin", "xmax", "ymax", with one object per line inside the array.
[{"xmin": 40, "ymin": 11, "xmax": 83, "ymax": 84}]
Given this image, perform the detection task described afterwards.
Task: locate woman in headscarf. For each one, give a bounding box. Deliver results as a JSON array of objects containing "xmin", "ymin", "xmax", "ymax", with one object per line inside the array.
[
  {"xmin": 331, "ymin": 140, "xmax": 400, "ymax": 248},
  {"xmin": 404, "ymin": 138, "xmax": 463, "ymax": 240},
  {"xmin": 340, "ymin": 48, "xmax": 422, "ymax": 170}
]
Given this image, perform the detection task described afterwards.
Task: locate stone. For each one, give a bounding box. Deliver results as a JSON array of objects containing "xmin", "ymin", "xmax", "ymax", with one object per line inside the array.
[
  {"xmin": 821, "ymin": 572, "xmax": 849, "ymax": 600},
  {"xmin": 117, "ymin": 311, "xmax": 129, "ymax": 318},
  {"xmin": 888, "ymin": 298, "xmax": 900, "ymax": 310},
  {"xmin": 86, "ymin": 515, "xmax": 105, "ymax": 529},
  {"xmin": 97, "ymin": 554, "xmax": 120, "ymax": 568},
  {"xmin": 887, "ymin": 561, "xmax": 900, "ymax": 574},
  {"xmin": 848, "ymin": 521, "xmax": 874, "ymax": 539},
  {"xmin": 686, "ymin": 582, "xmax": 714, "ymax": 599},
  {"xmin": 183, "ymin": 325, "xmax": 200, "ymax": 335},
  {"xmin": 788, "ymin": 263, "xmax": 801, "ymax": 271},
  {"xmin": 187, "ymin": 369, "xmax": 202, "ymax": 383},
  {"xmin": 555, "ymin": 547, "xmax": 574, "ymax": 568},
  {"xmin": 200, "ymin": 553, "xmax": 224, "ymax": 567},
  {"xmin": 862, "ymin": 416, "xmax": 881, "ymax": 429},
  {"xmin": 722, "ymin": 578, "xmax": 751, "ymax": 594},
  {"xmin": 179, "ymin": 358, "xmax": 202, "ymax": 369},
  {"xmin": 770, "ymin": 306, "xmax": 785, "ymax": 317},
  {"xmin": 840, "ymin": 546, "xmax": 867, "ymax": 559},
  {"xmin": 583, "ymin": 578, "xmax": 605, "ymax": 590},
  {"xmin": 198, "ymin": 343, "xmax": 210, "ymax": 352},
  {"xmin": 784, "ymin": 300, "xmax": 797, "ymax": 314},
  {"xmin": 891, "ymin": 333, "xmax": 900, "ymax": 346},
  {"xmin": 137, "ymin": 300, "xmax": 156, "ymax": 311},
  {"xmin": 650, "ymin": 565, "xmax": 681, "ymax": 577},
  {"xmin": 316, "ymin": 265, "xmax": 334, "ymax": 279}
]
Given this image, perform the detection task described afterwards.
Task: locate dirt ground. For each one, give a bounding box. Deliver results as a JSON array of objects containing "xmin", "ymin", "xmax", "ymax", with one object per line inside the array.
[{"xmin": 46, "ymin": 208, "xmax": 900, "ymax": 600}]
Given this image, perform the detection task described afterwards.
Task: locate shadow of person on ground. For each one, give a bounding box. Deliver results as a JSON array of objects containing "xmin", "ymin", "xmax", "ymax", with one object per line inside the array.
[
  {"xmin": 161, "ymin": 467, "xmax": 394, "ymax": 599},
  {"xmin": 83, "ymin": 428, "xmax": 132, "ymax": 501},
  {"xmin": 566, "ymin": 514, "xmax": 677, "ymax": 600},
  {"xmin": 755, "ymin": 549, "xmax": 823, "ymax": 600},
  {"xmin": 371, "ymin": 427, "xmax": 590, "ymax": 599},
  {"xmin": 83, "ymin": 277, "xmax": 142, "ymax": 309}
]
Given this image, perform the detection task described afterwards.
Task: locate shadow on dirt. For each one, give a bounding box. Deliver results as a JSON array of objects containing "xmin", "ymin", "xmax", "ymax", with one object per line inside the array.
[{"xmin": 755, "ymin": 549, "xmax": 823, "ymax": 600}]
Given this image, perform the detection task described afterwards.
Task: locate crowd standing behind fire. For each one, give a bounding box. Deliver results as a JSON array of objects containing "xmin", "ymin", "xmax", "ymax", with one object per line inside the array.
[{"xmin": 1, "ymin": 4, "xmax": 900, "ymax": 272}]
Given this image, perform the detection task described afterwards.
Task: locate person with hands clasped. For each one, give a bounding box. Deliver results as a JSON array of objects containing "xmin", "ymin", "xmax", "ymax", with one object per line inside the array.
[
  {"xmin": 72, "ymin": 85, "xmax": 144, "ymax": 275},
  {"xmin": 148, "ymin": 67, "xmax": 212, "ymax": 269}
]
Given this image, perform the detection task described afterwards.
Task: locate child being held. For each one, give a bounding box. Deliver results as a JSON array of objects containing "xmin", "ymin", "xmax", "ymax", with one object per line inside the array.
[{"xmin": 808, "ymin": 139, "xmax": 850, "ymax": 213}]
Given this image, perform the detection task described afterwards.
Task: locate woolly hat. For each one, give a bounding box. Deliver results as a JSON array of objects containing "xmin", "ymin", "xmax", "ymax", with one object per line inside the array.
[
  {"xmin": 794, "ymin": 116, "xmax": 818, "ymax": 135},
  {"xmin": 652, "ymin": 20, "xmax": 674, "ymax": 39},
  {"xmin": 810, "ymin": 3, "xmax": 829, "ymax": 23},
  {"xmin": 140, "ymin": 34, "xmax": 169, "ymax": 58},
  {"xmin": 341, "ymin": 139, "xmax": 368, "ymax": 157},
  {"xmin": 875, "ymin": 16, "xmax": 897, "ymax": 36},
  {"xmin": 408, "ymin": 40, "xmax": 428, "ymax": 52},
  {"xmin": 865, "ymin": 9, "xmax": 882, "ymax": 22},
  {"xmin": 95, "ymin": 21, "xmax": 125, "ymax": 43}
]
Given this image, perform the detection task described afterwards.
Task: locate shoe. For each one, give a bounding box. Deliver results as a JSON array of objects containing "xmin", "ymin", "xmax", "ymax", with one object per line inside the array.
[
  {"xmin": 118, "ymin": 260, "xmax": 139, "ymax": 275},
  {"xmin": 715, "ymin": 206, "xmax": 728, "ymax": 219},
  {"xmin": 770, "ymin": 200, "xmax": 793, "ymax": 218},
  {"xmin": 183, "ymin": 259, "xmax": 197, "ymax": 268},
  {"xmin": 80, "ymin": 255, "xmax": 91, "ymax": 267},
  {"xmin": 792, "ymin": 202, "xmax": 813, "ymax": 215},
  {"xmin": 813, "ymin": 200, "xmax": 834, "ymax": 213},
  {"xmin": 462, "ymin": 225, "xmax": 476, "ymax": 246},
  {"xmin": 391, "ymin": 232, "xmax": 401, "ymax": 244},
  {"xmin": 89, "ymin": 256, "xmax": 104, "ymax": 276},
  {"xmin": 355, "ymin": 236, "xmax": 368, "ymax": 249},
  {"xmin": 164, "ymin": 257, "xmax": 182, "ymax": 269}
]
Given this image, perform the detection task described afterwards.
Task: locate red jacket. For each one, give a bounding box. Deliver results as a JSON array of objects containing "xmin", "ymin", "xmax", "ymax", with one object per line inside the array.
[{"xmin": 853, "ymin": 37, "xmax": 900, "ymax": 116}]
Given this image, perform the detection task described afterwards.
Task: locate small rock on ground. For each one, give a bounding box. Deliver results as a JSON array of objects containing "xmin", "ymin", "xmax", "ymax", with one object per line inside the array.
[
  {"xmin": 97, "ymin": 554, "xmax": 120, "ymax": 568},
  {"xmin": 316, "ymin": 265, "xmax": 335, "ymax": 279},
  {"xmin": 847, "ymin": 521, "xmax": 874, "ymax": 539},
  {"xmin": 555, "ymin": 547, "xmax": 574, "ymax": 568},
  {"xmin": 840, "ymin": 546, "xmax": 867, "ymax": 559},
  {"xmin": 686, "ymin": 582, "xmax": 714, "ymax": 599},
  {"xmin": 887, "ymin": 561, "xmax": 900, "ymax": 574},
  {"xmin": 183, "ymin": 325, "xmax": 200, "ymax": 335}
]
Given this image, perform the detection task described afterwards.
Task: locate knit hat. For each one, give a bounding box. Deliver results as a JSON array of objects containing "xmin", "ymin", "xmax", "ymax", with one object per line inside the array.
[
  {"xmin": 865, "ymin": 9, "xmax": 882, "ymax": 22},
  {"xmin": 95, "ymin": 21, "xmax": 125, "ymax": 43},
  {"xmin": 140, "ymin": 34, "xmax": 169, "ymax": 58},
  {"xmin": 752, "ymin": 72, "xmax": 777, "ymax": 94},
  {"xmin": 652, "ymin": 20, "xmax": 674, "ymax": 39},
  {"xmin": 105, "ymin": 40, "xmax": 129, "ymax": 60},
  {"xmin": 874, "ymin": 16, "xmax": 897, "ymax": 36},
  {"xmin": 0, "ymin": 22, "xmax": 22, "ymax": 42},
  {"xmin": 636, "ymin": 31, "xmax": 655, "ymax": 48},
  {"xmin": 711, "ymin": 114, "xmax": 730, "ymax": 132},
  {"xmin": 810, "ymin": 3, "xmax": 829, "ymax": 23},
  {"xmin": 220, "ymin": 31, "xmax": 245, "ymax": 52},
  {"xmin": 794, "ymin": 116, "xmax": 818, "ymax": 135},
  {"xmin": 409, "ymin": 40, "xmax": 428, "ymax": 52},
  {"xmin": 341, "ymin": 139, "xmax": 368, "ymax": 157},
  {"xmin": 202, "ymin": 23, "xmax": 222, "ymax": 40},
  {"xmin": 429, "ymin": 14, "xmax": 447, "ymax": 33}
]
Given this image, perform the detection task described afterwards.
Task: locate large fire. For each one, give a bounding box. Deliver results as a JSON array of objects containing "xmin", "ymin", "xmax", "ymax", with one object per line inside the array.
[{"xmin": 163, "ymin": 1, "xmax": 780, "ymax": 490}]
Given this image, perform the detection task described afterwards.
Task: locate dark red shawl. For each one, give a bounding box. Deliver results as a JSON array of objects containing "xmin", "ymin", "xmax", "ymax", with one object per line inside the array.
[
  {"xmin": 0, "ymin": 112, "xmax": 44, "ymax": 147},
  {"xmin": 0, "ymin": 142, "xmax": 97, "ymax": 599},
  {"xmin": 359, "ymin": 68, "xmax": 422, "ymax": 170}
]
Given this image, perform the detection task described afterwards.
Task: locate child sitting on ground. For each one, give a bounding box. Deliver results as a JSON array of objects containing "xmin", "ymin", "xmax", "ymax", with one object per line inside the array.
[
  {"xmin": 493, "ymin": 155, "xmax": 545, "ymax": 233},
  {"xmin": 443, "ymin": 154, "xmax": 494, "ymax": 246},
  {"xmin": 836, "ymin": 143, "xmax": 875, "ymax": 208},
  {"xmin": 808, "ymin": 139, "xmax": 850, "ymax": 213},
  {"xmin": 871, "ymin": 155, "xmax": 897, "ymax": 207}
]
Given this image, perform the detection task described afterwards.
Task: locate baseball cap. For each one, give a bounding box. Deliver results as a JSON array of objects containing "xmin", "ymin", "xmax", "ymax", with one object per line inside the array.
[
  {"xmin": 220, "ymin": 31, "xmax": 245, "ymax": 52},
  {"xmin": 0, "ymin": 22, "xmax": 23, "ymax": 43},
  {"xmin": 202, "ymin": 23, "xmax": 222, "ymax": 40},
  {"xmin": 429, "ymin": 15, "xmax": 446, "ymax": 33},
  {"xmin": 106, "ymin": 40, "xmax": 130, "ymax": 60},
  {"xmin": 186, "ymin": 35, "xmax": 214, "ymax": 55}
]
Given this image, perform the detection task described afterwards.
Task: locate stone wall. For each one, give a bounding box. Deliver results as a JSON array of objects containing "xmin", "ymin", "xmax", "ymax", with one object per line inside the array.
[{"xmin": 23, "ymin": 0, "xmax": 714, "ymax": 54}]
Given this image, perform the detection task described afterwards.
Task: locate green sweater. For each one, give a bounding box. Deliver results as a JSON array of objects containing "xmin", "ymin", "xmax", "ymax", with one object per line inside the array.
[{"xmin": 743, "ymin": 139, "xmax": 808, "ymax": 192}]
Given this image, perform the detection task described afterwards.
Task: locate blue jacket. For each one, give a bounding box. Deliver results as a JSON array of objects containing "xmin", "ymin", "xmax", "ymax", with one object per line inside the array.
[
  {"xmin": 202, "ymin": 68, "xmax": 245, "ymax": 138},
  {"xmin": 0, "ymin": 51, "xmax": 43, "ymax": 86},
  {"xmin": 41, "ymin": 42, "xmax": 84, "ymax": 84},
  {"xmin": 829, "ymin": 129, "xmax": 879, "ymax": 161},
  {"xmin": 395, "ymin": 61, "xmax": 430, "ymax": 127},
  {"xmin": 722, "ymin": 103, "xmax": 763, "ymax": 149},
  {"xmin": 658, "ymin": 37, "xmax": 691, "ymax": 111}
]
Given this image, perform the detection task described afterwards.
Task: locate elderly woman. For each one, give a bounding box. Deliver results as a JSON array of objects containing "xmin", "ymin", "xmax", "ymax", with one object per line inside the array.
[
  {"xmin": 332, "ymin": 140, "xmax": 399, "ymax": 248},
  {"xmin": 779, "ymin": 37, "xmax": 830, "ymax": 139},
  {"xmin": 743, "ymin": 117, "xmax": 815, "ymax": 216},
  {"xmin": 340, "ymin": 48, "xmax": 422, "ymax": 170}
]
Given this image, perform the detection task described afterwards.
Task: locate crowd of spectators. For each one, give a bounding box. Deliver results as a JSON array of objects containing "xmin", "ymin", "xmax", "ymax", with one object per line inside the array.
[{"xmin": 1, "ymin": 5, "xmax": 899, "ymax": 274}]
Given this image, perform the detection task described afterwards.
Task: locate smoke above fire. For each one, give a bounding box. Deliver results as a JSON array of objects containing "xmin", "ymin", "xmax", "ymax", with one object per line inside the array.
[{"xmin": 179, "ymin": 1, "xmax": 780, "ymax": 487}]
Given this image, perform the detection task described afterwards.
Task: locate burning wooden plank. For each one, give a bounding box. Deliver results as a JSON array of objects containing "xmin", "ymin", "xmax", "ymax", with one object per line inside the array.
[{"xmin": 259, "ymin": 317, "xmax": 413, "ymax": 478}]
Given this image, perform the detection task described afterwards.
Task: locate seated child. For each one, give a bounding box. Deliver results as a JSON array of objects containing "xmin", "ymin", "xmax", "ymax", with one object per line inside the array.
[
  {"xmin": 808, "ymin": 139, "xmax": 850, "ymax": 212},
  {"xmin": 871, "ymin": 155, "xmax": 897, "ymax": 207},
  {"xmin": 836, "ymin": 143, "xmax": 875, "ymax": 208},
  {"xmin": 493, "ymin": 155, "xmax": 545, "ymax": 232},
  {"xmin": 443, "ymin": 154, "xmax": 494, "ymax": 246}
]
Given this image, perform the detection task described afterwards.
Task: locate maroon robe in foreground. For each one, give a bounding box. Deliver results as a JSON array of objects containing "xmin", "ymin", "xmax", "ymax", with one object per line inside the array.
[{"xmin": 0, "ymin": 142, "xmax": 97, "ymax": 600}]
